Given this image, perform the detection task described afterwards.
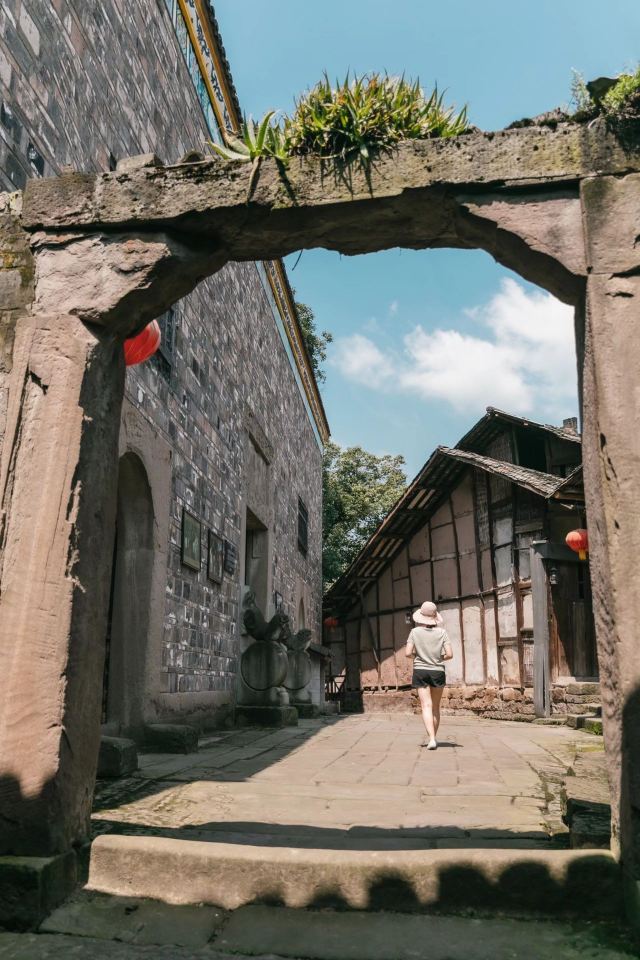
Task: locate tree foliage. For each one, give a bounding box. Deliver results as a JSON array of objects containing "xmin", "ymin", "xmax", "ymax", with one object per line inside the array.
[
  {"xmin": 323, "ymin": 442, "xmax": 407, "ymax": 589},
  {"xmin": 295, "ymin": 298, "xmax": 333, "ymax": 384}
]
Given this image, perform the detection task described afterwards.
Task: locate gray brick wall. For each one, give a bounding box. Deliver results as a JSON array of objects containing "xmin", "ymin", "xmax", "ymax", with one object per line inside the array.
[{"xmin": 0, "ymin": 0, "xmax": 323, "ymax": 707}]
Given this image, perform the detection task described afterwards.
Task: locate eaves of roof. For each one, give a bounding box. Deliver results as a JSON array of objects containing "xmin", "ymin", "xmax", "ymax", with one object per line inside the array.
[
  {"xmin": 457, "ymin": 407, "xmax": 581, "ymax": 453},
  {"xmin": 324, "ymin": 444, "xmax": 581, "ymax": 610}
]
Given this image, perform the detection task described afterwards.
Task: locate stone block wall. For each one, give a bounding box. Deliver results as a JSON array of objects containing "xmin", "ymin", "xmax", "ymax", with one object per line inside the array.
[
  {"xmin": 359, "ymin": 681, "xmax": 601, "ymax": 721},
  {"xmin": 0, "ymin": 0, "xmax": 323, "ymax": 725}
]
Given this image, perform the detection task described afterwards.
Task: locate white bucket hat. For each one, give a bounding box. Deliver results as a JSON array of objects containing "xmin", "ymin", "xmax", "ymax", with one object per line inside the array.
[{"xmin": 413, "ymin": 600, "xmax": 444, "ymax": 627}]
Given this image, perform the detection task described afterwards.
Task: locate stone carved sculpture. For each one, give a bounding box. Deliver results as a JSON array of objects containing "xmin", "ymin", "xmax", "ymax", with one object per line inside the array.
[
  {"xmin": 237, "ymin": 591, "xmax": 317, "ymax": 722},
  {"xmin": 239, "ymin": 590, "xmax": 291, "ymax": 707},
  {"xmin": 283, "ymin": 626, "xmax": 314, "ymax": 711}
]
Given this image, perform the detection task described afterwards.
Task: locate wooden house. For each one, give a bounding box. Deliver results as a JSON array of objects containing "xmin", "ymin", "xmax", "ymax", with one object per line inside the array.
[{"xmin": 323, "ymin": 409, "xmax": 599, "ymax": 720}]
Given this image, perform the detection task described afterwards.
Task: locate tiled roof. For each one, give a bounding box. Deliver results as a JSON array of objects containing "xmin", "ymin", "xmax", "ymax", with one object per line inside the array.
[
  {"xmin": 458, "ymin": 407, "xmax": 581, "ymax": 452},
  {"xmin": 437, "ymin": 447, "xmax": 567, "ymax": 498},
  {"xmin": 325, "ymin": 435, "xmax": 582, "ymax": 610},
  {"xmin": 550, "ymin": 465, "xmax": 584, "ymax": 501}
]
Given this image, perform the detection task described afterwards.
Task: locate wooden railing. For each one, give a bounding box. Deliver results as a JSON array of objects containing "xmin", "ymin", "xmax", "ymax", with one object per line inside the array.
[{"xmin": 325, "ymin": 675, "xmax": 346, "ymax": 705}]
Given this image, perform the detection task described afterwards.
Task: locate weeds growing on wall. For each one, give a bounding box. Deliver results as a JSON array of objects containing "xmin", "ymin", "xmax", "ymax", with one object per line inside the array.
[
  {"xmin": 600, "ymin": 67, "xmax": 640, "ymax": 124},
  {"xmin": 570, "ymin": 67, "xmax": 640, "ymax": 127},
  {"xmin": 207, "ymin": 73, "xmax": 469, "ymax": 167}
]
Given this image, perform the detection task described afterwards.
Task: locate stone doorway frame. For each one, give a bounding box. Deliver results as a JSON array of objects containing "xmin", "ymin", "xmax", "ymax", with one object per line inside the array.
[
  {"xmin": 102, "ymin": 450, "xmax": 154, "ymax": 738},
  {"xmin": 1, "ymin": 123, "xmax": 639, "ymax": 921}
]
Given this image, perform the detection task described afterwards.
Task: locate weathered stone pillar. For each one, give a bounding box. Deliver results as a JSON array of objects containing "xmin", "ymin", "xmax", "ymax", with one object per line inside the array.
[
  {"xmin": 0, "ymin": 311, "xmax": 124, "ymax": 858},
  {"xmin": 581, "ymin": 173, "xmax": 640, "ymax": 923}
]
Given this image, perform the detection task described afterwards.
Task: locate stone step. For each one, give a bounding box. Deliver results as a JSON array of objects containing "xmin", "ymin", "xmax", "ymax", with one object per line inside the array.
[
  {"xmin": 86, "ymin": 834, "xmax": 622, "ymax": 919},
  {"xmin": 29, "ymin": 899, "xmax": 637, "ymax": 960},
  {"xmin": 583, "ymin": 702, "xmax": 602, "ymax": 716},
  {"xmin": 564, "ymin": 712, "xmax": 600, "ymax": 730}
]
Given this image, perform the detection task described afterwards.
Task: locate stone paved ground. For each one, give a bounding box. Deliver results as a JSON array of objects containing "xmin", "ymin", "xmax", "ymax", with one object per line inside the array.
[
  {"xmin": 0, "ymin": 910, "xmax": 637, "ymax": 960},
  {"xmin": 92, "ymin": 714, "xmax": 606, "ymax": 848},
  {"xmin": 2, "ymin": 716, "xmax": 629, "ymax": 959}
]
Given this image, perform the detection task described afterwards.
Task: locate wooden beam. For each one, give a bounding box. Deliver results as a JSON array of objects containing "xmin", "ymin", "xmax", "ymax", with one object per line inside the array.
[
  {"xmin": 533, "ymin": 541, "xmax": 583, "ymax": 563},
  {"xmin": 450, "ymin": 494, "xmax": 466, "ymax": 681},
  {"xmin": 530, "ymin": 545, "xmax": 551, "ymax": 717}
]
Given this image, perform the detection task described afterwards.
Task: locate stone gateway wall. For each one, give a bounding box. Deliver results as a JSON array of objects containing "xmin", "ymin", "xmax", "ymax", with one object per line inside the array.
[{"xmin": 0, "ymin": 0, "xmax": 323, "ymax": 729}]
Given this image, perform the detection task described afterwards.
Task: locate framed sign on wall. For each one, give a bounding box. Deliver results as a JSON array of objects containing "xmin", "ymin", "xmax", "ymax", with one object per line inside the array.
[
  {"xmin": 223, "ymin": 539, "xmax": 237, "ymax": 575},
  {"xmin": 181, "ymin": 509, "xmax": 201, "ymax": 571},
  {"xmin": 208, "ymin": 530, "xmax": 224, "ymax": 584}
]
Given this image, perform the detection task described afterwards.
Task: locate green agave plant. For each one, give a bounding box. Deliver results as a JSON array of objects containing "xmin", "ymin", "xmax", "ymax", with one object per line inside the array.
[
  {"xmin": 206, "ymin": 74, "xmax": 469, "ymax": 170},
  {"xmin": 286, "ymin": 73, "xmax": 469, "ymax": 160},
  {"xmin": 207, "ymin": 110, "xmax": 289, "ymax": 164}
]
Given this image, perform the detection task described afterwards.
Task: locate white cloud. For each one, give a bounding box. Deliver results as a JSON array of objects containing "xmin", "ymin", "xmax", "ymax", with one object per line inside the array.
[
  {"xmin": 330, "ymin": 279, "xmax": 578, "ymax": 420},
  {"xmin": 330, "ymin": 332, "xmax": 394, "ymax": 386}
]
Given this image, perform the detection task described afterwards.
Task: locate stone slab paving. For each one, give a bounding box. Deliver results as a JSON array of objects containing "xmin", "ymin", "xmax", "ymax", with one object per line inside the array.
[
  {"xmin": 0, "ymin": 718, "xmax": 622, "ymax": 959},
  {"xmin": 92, "ymin": 714, "xmax": 604, "ymax": 848},
  {"xmin": 218, "ymin": 905, "xmax": 636, "ymax": 960},
  {"xmin": 1, "ymin": 907, "xmax": 636, "ymax": 959}
]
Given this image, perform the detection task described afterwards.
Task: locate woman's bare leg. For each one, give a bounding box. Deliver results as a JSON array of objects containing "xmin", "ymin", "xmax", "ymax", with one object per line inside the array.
[
  {"xmin": 418, "ymin": 687, "xmax": 436, "ymax": 741},
  {"xmin": 431, "ymin": 686, "xmax": 444, "ymax": 737}
]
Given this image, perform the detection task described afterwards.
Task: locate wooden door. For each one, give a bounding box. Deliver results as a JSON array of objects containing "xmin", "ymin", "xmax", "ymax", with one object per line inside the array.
[{"xmin": 549, "ymin": 561, "xmax": 598, "ymax": 680}]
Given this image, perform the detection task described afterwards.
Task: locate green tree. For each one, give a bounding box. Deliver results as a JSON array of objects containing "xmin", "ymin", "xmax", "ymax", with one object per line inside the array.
[
  {"xmin": 295, "ymin": 298, "xmax": 333, "ymax": 384},
  {"xmin": 323, "ymin": 442, "xmax": 407, "ymax": 589}
]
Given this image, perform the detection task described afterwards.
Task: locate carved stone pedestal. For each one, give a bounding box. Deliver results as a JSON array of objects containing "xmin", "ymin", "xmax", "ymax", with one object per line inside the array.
[
  {"xmin": 295, "ymin": 704, "xmax": 320, "ymax": 719},
  {"xmin": 235, "ymin": 705, "xmax": 298, "ymax": 728}
]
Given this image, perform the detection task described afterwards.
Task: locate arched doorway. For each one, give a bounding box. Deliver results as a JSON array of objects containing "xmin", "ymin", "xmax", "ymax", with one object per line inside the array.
[{"xmin": 102, "ymin": 452, "xmax": 154, "ymax": 737}]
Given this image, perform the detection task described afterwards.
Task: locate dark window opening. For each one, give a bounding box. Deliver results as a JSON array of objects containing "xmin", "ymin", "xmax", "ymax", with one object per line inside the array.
[
  {"xmin": 27, "ymin": 141, "xmax": 45, "ymax": 176},
  {"xmin": 1, "ymin": 102, "xmax": 22, "ymax": 142},
  {"xmin": 152, "ymin": 305, "xmax": 177, "ymax": 380},
  {"xmin": 298, "ymin": 497, "xmax": 309, "ymax": 556},
  {"xmin": 515, "ymin": 428, "xmax": 547, "ymax": 472}
]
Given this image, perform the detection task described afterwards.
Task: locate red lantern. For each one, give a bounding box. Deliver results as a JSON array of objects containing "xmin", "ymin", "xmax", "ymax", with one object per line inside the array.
[
  {"xmin": 566, "ymin": 528, "xmax": 589, "ymax": 561},
  {"xmin": 323, "ymin": 616, "xmax": 339, "ymax": 629},
  {"xmin": 124, "ymin": 320, "xmax": 161, "ymax": 366}
]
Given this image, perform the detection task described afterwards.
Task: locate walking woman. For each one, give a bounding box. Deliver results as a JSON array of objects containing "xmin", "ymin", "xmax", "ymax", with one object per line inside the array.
[{"xmin": 406, "ymin": 601, "xmax": 453, "ymax": 749}]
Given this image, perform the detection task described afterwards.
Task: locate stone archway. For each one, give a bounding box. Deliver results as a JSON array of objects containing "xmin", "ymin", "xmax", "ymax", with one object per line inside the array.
[
  {"xmin": 103, "ymin": 451, "xmax": 154, "ymax": 738},
  {"xmin": 1, "ymin": 123, "xmax": 639, "ymax": 917}
]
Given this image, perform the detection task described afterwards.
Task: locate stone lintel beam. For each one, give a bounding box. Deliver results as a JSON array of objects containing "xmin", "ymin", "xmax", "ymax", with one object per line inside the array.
[
  {"xmin": 20, "ymin": 122, "xmax": 635, "ymax": 315},
  {"xmin": 21, "ymin": 123, "xmax": 639, "ymax": 241}
]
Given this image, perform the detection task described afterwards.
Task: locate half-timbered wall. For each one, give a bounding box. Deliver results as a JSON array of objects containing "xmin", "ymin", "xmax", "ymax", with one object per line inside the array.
[{"xmin": 329, "ymin": 465, "xmax": 549, "ymax": 714}]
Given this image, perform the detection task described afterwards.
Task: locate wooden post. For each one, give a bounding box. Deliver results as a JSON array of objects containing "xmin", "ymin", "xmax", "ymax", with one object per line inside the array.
[
  {"xmin": 357, "ymin": 579, "xmax": 381, "ymax": 690},
  {"xmin": 530, "ymin": 543, "xmax": 551, "ymax": 717}
]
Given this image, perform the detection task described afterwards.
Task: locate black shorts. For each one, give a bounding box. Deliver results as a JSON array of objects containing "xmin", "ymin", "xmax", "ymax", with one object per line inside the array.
[{"xmin": 412, "ymin": 669, "xmax": 446, "ymax": 688}]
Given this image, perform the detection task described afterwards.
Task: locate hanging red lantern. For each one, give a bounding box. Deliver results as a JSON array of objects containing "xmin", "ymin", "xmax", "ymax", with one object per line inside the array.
[
  {"xmin": 323, "ymin": 616, "xmax": 339, "ymax": 629},
  {"xmin": 566, "ymin": 528, "xmax": 589, "ymax": 561},
  {"xmin": 124, "ymin": 320, "xmax": 161, "ymax": 366}
]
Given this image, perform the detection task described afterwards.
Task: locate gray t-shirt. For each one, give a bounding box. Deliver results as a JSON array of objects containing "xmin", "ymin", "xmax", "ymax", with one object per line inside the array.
[{"xmin": 409, "ymin": 625, "xmax": 449, "ymax": 671}]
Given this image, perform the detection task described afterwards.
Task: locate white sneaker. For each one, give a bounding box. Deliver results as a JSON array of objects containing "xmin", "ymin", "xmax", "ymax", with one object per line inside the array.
[{"xmin": 427, "ymin": 739, "xmax": 437, "ymax": 750}]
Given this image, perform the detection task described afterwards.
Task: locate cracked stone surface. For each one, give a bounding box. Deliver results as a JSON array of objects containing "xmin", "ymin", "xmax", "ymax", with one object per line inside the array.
[{"xmin": 91, "ymin": 715, "xmax": 604, "ymax": 848}]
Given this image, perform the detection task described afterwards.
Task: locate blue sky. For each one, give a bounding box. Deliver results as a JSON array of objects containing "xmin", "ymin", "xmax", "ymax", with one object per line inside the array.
[{"xmin": 214, "ymin": 0, "xmax": 640, "ymax": 477}]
